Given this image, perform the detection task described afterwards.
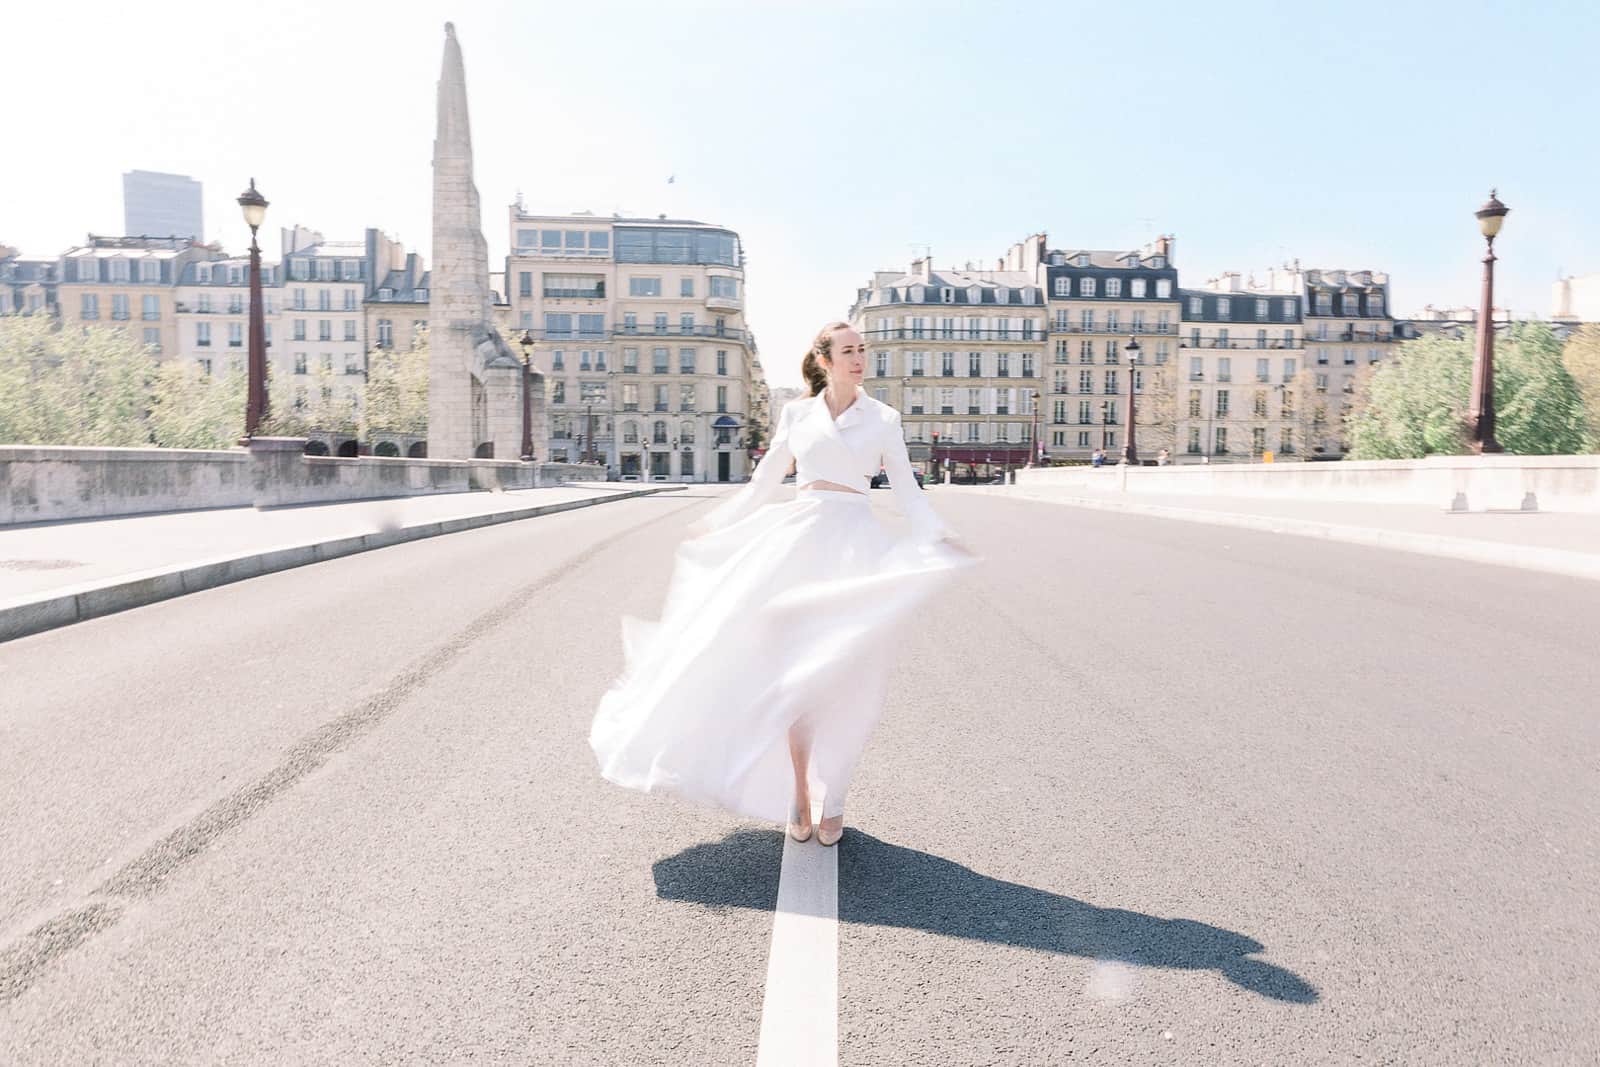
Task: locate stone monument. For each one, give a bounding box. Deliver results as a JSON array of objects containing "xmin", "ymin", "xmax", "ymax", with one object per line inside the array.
[{"xmin": 429, "ymin": 22, "xmax": 541, "ymax": 460}]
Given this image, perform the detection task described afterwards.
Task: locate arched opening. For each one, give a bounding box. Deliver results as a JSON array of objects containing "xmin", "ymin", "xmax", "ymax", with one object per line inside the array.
[
  {"xmin": 304, "ymin": 440, "xmax": 330, "ymax": 456},
  {"xmin": 374, "ymin": 441, "xmax": 400, "ymax": 457},
  {"xmin": 407, "ymin": 442, "xmax": 428, "ymax": 459},
  {"xmin": 474, "ymin": 442, "xmax": 495, "ymax": 459},
  {"xmin": 336, "ymin": 440, "xmax": 359, "ymax": 458}
]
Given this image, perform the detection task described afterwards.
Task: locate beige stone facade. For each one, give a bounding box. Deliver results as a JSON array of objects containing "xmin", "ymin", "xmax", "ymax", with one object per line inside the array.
[
  {"xmin": 506, "ymin": 210, "xmax": 764, "ymax": 481},
  {"xmin": 850, "ymin": 252, "xmax": 1048, "ymax": 480},
  {"xmin": 57, "ymin": 236, "xmax": 222, "ymax": 357}
]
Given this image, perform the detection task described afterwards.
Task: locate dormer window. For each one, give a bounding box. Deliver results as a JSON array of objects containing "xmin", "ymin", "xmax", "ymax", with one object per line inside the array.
[
  {"xmin": 940, "ymin": 287, "xmax": 954, "ymax": 303},
  {"xmin": 1149, "ymin": 256, "xmax": 1165, "ymax": 268},
  {"xmin": 909, "ymin": 285, "xmax": 925, "ymax": 302},
  {"xmin": 1075, "ymin": 254, "xmax": 1090, "ymax": 267},
  {"xmin": 198, "ymin": 265, "xmax": 212, "ymax": 283},
  {"xmin": 379, "ymin": 287, "xmax": 394, "ymax": 300},
  {"xmin": 996, "ymin": 287, "xmax": 1010, "ymax": 303},
  {"xmin": 415, "ymin": 288, "xmax": 428, "ymax": 301}
]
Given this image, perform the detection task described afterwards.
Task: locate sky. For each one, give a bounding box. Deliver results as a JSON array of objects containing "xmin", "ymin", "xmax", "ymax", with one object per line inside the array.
[{"xmin": 5, "ymin": 0, "xmax": 1598, "ymax": 387}]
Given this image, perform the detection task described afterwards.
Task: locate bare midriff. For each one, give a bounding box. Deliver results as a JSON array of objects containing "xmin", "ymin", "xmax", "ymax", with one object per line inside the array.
[{"xmin": 797, "ymin": 479, "xmax": 865, "ymax": 495}]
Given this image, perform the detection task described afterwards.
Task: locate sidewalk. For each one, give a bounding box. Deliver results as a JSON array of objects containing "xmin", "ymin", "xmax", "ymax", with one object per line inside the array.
[
  {"xmin": 967, "ymin": 483, "xmax": 1600, "ymax": 582},
  {"xmin": 0, "ymin": 484, "xmax": 685, "ymax": 642}
]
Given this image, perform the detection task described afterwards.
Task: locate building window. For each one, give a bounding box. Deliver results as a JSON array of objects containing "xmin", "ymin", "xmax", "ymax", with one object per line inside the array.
[
  {"xmin": 1156, "ymin": 279, "xmax": 1172, "ymax": 299},
  {"xmin": 1104, "ymin": 370, "xmax": 1118, "ymax": 394},
  {"xmin": 1188, "ymin": 427, "xmax": 1202, "ymax": 454},
  {"xmin": 1281, "ymin": 298, "xmax": 1295, "ymax": 319},
  {"xmin": 196, "ymin": 321, "xmax": 211, "ymax": 346},
  {"xmin": 579, "ymin": 313, "xmax": 605, "ymax": 338},
  {"xmin": 546, "ymin": 313, "xmax": 572, "ymax": 338},
  {"xmin": 111, "ymin": 294, "xmax": 130, "ymax": 320},
  {"xmin": 109, "ymin": 259, "xmax": 130, "ymax": 282},
  {"xmin": 345, "ymin": 354, "xmax": 362, "ymax": 375},
  {"xmin": 1105, "ymin": 278, "xmax": 1122, "ymax": 298},
  {"xmin": 629, "ymin": 277, "xmax": 662, "ymax": 297},
  {"xmin": 910, "ymin": 352, "xmax": 926, "ymax": 376},
  {"xmin": 1079, "ymin": 277, "xmax": 1096, "ymax": 297},
  {"xmin": 1189, "ymin": 356, "xmax": 1204, "ymax": 381},
  {"xmin": 679, "ymin": 348, "xmax": 696, "ymax": 374},
  {"xmin": 654, "ymin": 313, "xmax": 668, "ymax": 331},
  {"xmin": 710, "ymin": 276, "xmax": 738, "ymax": 299},
  {"xmin": 1256, "ymin": 299, "xmax": 1269, "ymax": 320},
  {"xmin": 716, "ymin": 385, "xmax": 728, "ymax": 412},
  {"xmin": 141, "ymin": 295, "xmax": 160, "ymax": 321},
  {"xmin": 294, "ymin": 352, "xmax": 308, "ymax": 375},
  {"xmin": 344, "ymin": 321, "xmax": 357, "ymax": 342},
  {"xmin": 319, "ymin": 320, "xmax": 332, "ymax": 341},
  {"xmin": 344, "ymin": 291, "xmax": 357, "ymax": 311},
  {"xmin": 1283, "ymin": 358, "xmax": 1297, "ymax": 382},
  {"xmin": 1188, "ymin": 296, "xmax": 1203, "ymax": 316},
  {"xmin": 875, "ymin": 352, "xmax": 888, "ymax": 377},
  {"xmin": 1080, "ymin": 340, "xmax": 1094, "ymax": 363},
  {"xmin": 229, "ymin": 322, "xmax": 243, "ymax": 347},
  {"xmin": 996, "ymin": 352, "xmax": 1010, "ymax": 377},
  {"xmin": 1218, "ymin": 357, "xmax": 1232, "ymax": 382},
  {"xmin": 1215, "ymin": 427, "xmax": 1229, "ymax": 454},
  {"xmin": 653, "ymin": 347, "xmax": 670, "ymax": 373},
  {"xmin": 1217, "ymin": 297, "xmax": 1231, "ymax": 320},
  {"xmin": 378, "ymin": 319, "xmax": 393, "ymax": 348},
  {"xmin": 969, "ymin": 352, "xmax": 982, "ymax": 377},
  {"xmin": 654, "ymin": 384, "xmax": 669, "ymax": 411},
  {"xmin": 680, "ymin": 384, "xmax": 696, "ymax": 411},
  {"xmin": 1188, "ymin": 389, "xmax": 1202, "ymax": 417},
  {"xmin": 1131, "ymin": 279, "xmax": 1147, "ymax": 299},
  {"xmin": 142, "ymin": 328, "xmax": 160, "ymax": 350},
  {"xmin": 1054, "ymin": 277, "xmax": 1070, "ymax": 296},
  {"xmin": 1216, "ymin": 390, "xmax": 1230, "ymax": 417}
]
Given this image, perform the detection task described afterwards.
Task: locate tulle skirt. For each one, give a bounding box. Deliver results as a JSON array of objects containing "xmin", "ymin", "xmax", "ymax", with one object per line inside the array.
[{"xmin": 589, "ymin": 487, "xmax": 978, "ymax": 823}]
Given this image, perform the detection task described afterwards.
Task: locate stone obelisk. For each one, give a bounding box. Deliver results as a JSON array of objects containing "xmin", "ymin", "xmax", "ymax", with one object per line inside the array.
[{"xmin": 429, "ymin": 21, "xmax": 532, "ymax": 460}]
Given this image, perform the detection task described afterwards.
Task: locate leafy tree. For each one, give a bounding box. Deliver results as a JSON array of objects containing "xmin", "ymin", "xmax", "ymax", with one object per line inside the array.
[
  {"xmin": 1348, "ymin": 324, "xmax": 1587, "ymax": 458},
  {"xmin": 0, "ymin": 316, "xmax": 156, "ymax": 446},
  {"xmin": 362, "ymin": 329, "xmax": 429, "ymax": 436},
  {"xmin": 1560, "ymin": 325, "xmax": 1600, "ymax": 452},
  {"xmin": 149, "ymin": 361, "xmax": 247, "ymax": 448}
]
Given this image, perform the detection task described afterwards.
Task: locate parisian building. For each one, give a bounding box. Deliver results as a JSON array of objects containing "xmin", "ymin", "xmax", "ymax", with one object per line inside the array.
[
  {"xmin": 174, "ymin": 255, "xmax": 281, "ymax": 378},
  {"xmin": 505, "ymin": 208, "xmax": 764, "ymax": 481},
  {"xmin": 0, "ymin": 245, "xmax": 59, "ymax": 315},
  {"xmin": 849, "ymin": 253, "xmax": 1047, "ymax": 480},
  {"xmin": 1039, "ymin": 235, "xmax": 1180, "ymax": 461},
  {"xmin": 1176, "ymin": 276, "xmax": 1304, "ymax": 460},
  {"xmin": 57, "ymin": 235, "xmax": 223, "ymax": 358}
]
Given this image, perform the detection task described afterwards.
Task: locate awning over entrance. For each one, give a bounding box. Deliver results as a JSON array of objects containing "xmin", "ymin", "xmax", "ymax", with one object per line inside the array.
[
  {"xmin": 712, "ymin": 415, "xmax": 740, "ymax": 428},
  {"xmin": 937, "ymin": 447, "xmax": 1031, "ymax": 465}
]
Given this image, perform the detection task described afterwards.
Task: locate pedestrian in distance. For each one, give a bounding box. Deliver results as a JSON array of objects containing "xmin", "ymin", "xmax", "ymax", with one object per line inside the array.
[{"xmin": 590, "ymin": 322, "xmax": 979, "ymax": 847}]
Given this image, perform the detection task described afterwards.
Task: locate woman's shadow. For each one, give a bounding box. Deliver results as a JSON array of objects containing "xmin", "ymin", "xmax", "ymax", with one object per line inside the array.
[{"xmin": 652, "ymin": 829, "xmax": 1318, "ymax": 1004}]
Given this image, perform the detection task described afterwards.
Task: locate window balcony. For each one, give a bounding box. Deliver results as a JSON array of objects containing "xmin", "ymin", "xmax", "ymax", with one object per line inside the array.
[{"xmin": 705, "ymin": 295, "xmax": 742, "ymax": 312}]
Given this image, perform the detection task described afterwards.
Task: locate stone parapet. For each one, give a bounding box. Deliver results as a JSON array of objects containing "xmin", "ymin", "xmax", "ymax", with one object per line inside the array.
[
  {"xmin": 1, "ymin": 443, "xmax": 605, "ymax": 525},
  {"xmin": 1015, "ymin": 455, "xmax": 1600, "ymax": 513}
]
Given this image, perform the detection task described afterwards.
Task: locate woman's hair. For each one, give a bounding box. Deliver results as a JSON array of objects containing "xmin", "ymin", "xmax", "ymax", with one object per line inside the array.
[{"xmin": 801, "ymin": 320, "xmax": 852, "ymax": 396}]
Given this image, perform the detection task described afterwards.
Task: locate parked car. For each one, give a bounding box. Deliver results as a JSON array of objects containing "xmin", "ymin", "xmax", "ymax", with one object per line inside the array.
[{"xmin": 870, "ymin": 468, "xmax": 925, "ymax": 490}]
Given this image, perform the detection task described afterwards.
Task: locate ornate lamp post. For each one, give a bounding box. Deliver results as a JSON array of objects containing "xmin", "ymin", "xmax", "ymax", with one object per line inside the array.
[
  {"xmin": 517, "ymin": 330, "xmax": 536, "ymax": 461},
  {"xmin": 1123, "ymin": 335, "xmax": 1141, "ymax": 465},
  {"xmin": 1028, "ymin": 388, "xmax": 1041, "ymax": 467},
  {"xmin": 1469, "ymin": 190, "xmax": 1509, "ymax": 453},
  {"xmin": 930, "ymin": 429, "xmax": 941, "ymax": 484},
  {"xmin": 237, "ymin": 179, "xmax": 269, "ymax": 438}
]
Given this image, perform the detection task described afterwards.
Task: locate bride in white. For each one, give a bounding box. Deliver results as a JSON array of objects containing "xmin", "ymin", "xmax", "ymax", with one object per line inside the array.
[{"xmin": 590, "ymin": 321, "xmax": 978, "ymax": 846}]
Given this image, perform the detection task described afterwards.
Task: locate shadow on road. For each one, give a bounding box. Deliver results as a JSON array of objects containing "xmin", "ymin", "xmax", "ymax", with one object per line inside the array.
[{"xmin": 653, "ymin": 828, "xmax": 1318, "ymax": 1004}]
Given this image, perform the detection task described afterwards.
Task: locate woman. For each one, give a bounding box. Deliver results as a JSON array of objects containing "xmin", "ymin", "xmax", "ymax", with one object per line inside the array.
[{"xmin": 589, "ymin": 322, "xmax": 978, "ymax": 846}]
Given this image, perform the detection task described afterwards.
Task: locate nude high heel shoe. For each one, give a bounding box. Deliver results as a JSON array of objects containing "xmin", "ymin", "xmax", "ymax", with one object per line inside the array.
[
  {"xmin": 787, "ymin": 804, "xmax": 813, "ymax": 843},
  {"xmin": 816, "ymin": 814, "xmax": 844, "ymax": 847}
]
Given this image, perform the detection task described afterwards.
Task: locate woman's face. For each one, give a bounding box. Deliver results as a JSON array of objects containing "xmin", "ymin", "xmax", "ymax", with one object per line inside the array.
[{"xmin": 826, "ymin": 327, "xmax": 867, "ymax": 389}]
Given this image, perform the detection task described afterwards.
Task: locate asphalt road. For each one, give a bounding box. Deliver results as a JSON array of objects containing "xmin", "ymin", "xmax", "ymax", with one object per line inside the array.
[{"xmin": 2, "ymin": 485, "xmax": 1597, "ymax": 1065}]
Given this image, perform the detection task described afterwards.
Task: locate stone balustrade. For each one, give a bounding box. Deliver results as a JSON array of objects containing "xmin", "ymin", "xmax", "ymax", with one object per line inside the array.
[{"xmin": 0, "ymin": 438, "xmax": 605, "ymax": 525}]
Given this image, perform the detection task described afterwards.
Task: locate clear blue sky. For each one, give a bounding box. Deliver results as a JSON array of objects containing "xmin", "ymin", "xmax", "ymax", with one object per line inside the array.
[{"xmin": 5, "ymin": 0, "xmax": 1597, "ymax": 386}]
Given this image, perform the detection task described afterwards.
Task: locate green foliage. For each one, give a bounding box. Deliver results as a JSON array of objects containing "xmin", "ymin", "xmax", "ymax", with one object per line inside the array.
[
  {"xmin": 1349, "ymin": 323, "xmax": 1589, "ymax": 458},
  {"xmin": 0, "ymin": 316, "xmax": 156, "ymax": 446},
  {"xmin": 362, "ymin": 329, "xmax": 430, "ymax": 436},
  {"xmin": 149, "ymin": 361, "xmax": 247, "ymax": 449},
  {"xmin": 1347, "ymin": 334, "xmax": 1472, "ymax": 459},
  {"xmin": 1495, "ymin": 322, "xmax": 1588, "ymax": 455},
  {"xmin": 1561, "ymin": 326, "xmax": 1600, "ymax": 453}
]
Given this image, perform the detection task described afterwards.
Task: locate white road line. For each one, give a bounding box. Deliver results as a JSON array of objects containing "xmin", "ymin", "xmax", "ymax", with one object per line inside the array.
[{"xmin": 755, "ymin": 824, "xmax": 839, "ymax": 1067}]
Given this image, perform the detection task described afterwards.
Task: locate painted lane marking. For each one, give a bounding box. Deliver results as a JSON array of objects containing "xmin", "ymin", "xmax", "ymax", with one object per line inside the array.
[{"xmin": 755, "ymin": 824, "xmax": 838, "ymax": 1067}]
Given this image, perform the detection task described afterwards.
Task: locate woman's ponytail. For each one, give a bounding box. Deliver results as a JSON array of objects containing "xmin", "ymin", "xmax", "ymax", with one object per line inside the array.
[{"xmin": 801, "ymin": 320, "xmax": 851, "ymax": 396}]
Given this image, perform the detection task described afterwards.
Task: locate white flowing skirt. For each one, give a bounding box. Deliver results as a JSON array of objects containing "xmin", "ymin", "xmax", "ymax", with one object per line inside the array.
[{"xmin": 589, "ymin": 488, "xmax": 977, "ymax": 823}]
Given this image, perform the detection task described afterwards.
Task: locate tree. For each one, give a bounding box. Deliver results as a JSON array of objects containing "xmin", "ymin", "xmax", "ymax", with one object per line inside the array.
[
  {"xmin": 362, "ymin": 328, "xmax": 429, "ymax": 437},
  {"xmin": 0, "ymin": 316, "xmax": 156, "ymax": 446},
  {"xmin": 1348, "ymin": 324, "xmax": 1588, "ymax": 459},
  {"xmin": 1134, "ymin": 365, "xmax": 1177, "ymax": 458},
  {"xmin": 149, "ymin": 361, "xmax": 247, "ymax": 448},
  {"xmin": 1560, "ymin": 325, "xmax": 1600, "ymax": 453}
]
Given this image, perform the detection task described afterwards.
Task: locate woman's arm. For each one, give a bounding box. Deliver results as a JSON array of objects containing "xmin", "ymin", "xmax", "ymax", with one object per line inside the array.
[
  {"xmin": 690, "ymin": 402, "xmax": 796, "ymax": 534},
  {"xmin": 881, "ymin": 410, "xmax": 955, "ymax": 545}
]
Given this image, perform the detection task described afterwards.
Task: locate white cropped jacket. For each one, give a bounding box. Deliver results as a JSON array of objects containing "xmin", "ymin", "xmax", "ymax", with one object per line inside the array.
[{"xmin": 700, "ymin": 387, "xmax": 954, "ymax": 544}]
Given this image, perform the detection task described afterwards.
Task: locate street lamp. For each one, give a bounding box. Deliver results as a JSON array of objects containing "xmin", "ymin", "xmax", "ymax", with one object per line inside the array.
[
  {"xmin": 1123, "ymin": 336, "xmax": 1141, "ymax": 465},
  {"xmin": 1028, "ymin": 388, "xmax": 1041, "ymax": 467},
  {"xmin": 930, "ymin": 429, "xmax": 941, "ymax": 484},
  {"xmin": 517, "ymin": 330, "xmax": 536, "ymax": 461},
  {"xmin": 1469, "ymin": 189, "xmax": 1509, "ymax": 453},
  {"xmin": 237, "ymin": 179, "xmax": 269, "ymax": 438}
]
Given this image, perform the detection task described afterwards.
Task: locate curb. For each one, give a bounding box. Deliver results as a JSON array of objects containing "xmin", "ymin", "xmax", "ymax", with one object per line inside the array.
[
  {"xmin": 984, "ymin": 488, "xmax": 1600, "ymax": 584},
  {"xmin": 0, "ymin": 485, "xmax": 686, "ymax": 643}
]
